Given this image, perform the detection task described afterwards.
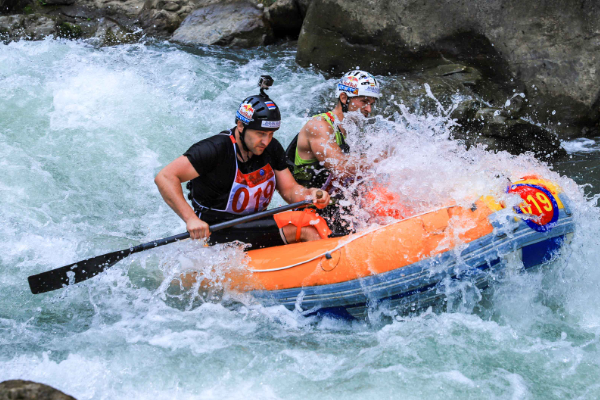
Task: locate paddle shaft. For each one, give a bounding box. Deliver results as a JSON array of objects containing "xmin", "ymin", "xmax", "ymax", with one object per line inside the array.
[
  {"xmin": 27, "ymin": 199, "xmax": 314, "ymax": 294},
  {"xmin": 130, "ymin": 199, "xmax": 314, "ymax": 252}
]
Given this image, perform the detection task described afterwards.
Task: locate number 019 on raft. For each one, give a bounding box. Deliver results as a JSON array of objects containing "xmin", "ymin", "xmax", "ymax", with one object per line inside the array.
[{"xmin": 508, "ymin": 184, "xmax": 559, "ymax": 232}]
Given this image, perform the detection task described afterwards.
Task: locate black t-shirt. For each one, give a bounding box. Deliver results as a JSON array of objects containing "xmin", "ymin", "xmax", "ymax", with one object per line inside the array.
[{"xmin": 184, "ymin": 128, "xmax": 288, "ymax": 211}]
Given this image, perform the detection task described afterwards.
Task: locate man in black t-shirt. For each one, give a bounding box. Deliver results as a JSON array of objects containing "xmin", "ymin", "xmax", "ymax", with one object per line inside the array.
[{"xmin": 154, "ymin": 81, "xmax": 331, "ymax": 249}]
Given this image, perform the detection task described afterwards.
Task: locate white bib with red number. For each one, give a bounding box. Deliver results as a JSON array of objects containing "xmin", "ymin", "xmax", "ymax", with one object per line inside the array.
[{"xmin": 224, "ymin": 138, "xmax": 277, "ymax": 215}]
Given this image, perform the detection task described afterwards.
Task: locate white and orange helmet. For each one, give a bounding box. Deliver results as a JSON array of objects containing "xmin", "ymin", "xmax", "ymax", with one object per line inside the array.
[{"xmin": 335, "ymin": 70, "xmax": 381, "ymax": 99}]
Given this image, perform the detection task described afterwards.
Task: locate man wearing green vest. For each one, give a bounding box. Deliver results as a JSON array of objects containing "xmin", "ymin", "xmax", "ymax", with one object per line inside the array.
[{"xmin": 286, "ymin": 70, "xmax": 382, "ymax": 234}]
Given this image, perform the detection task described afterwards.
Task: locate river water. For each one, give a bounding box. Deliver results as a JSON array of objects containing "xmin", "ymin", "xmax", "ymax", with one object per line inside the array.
[{"xmin": 2, "ymin": 39, "xmax": 600, "ymax": 399}]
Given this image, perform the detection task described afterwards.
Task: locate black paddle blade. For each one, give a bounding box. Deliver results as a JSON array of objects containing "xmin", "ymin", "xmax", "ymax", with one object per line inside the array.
[
  {"xmin": 27, "ymin": 200, "xmax": 313, "ymax": 295},
  {"xmin": 27, "ymin": 248, "xmax": 132, "ymax": 294}
]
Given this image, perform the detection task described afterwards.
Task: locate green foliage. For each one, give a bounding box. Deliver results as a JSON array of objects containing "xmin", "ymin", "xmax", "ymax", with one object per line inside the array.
[
  {"xmin": 57, "ymin": 22, "xmax": 83, "ymax": 39},
  {"xmin": 22, "ymin": 0, "xmax": 47, "ymax": 15}
]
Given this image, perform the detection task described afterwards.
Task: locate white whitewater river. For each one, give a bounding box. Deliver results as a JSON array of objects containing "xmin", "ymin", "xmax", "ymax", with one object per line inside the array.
[{"xmin": 2, "ymin": 39, "xmax": 600, "ymax": 399}]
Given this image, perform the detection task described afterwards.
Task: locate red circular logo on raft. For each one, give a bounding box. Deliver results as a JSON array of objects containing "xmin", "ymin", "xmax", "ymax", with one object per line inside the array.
[{"xmin": 508, "ymin": 184, "xmax": 559, "ymax": 232}]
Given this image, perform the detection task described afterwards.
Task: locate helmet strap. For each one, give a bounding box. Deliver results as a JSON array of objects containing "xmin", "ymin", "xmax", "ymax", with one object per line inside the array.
[
  {"xmin": 238, "ymin": 125, "xmax": 251, "ymax": 154},
  {"xmin": 340, "ymin": 97, "xmax": 349, "ymax": 113}
]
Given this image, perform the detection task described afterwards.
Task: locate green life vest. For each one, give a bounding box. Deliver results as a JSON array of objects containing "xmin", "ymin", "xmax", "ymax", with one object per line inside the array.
[{"xmin": 285, "ymin": 112, "xmax": 349, "ymax": 189}]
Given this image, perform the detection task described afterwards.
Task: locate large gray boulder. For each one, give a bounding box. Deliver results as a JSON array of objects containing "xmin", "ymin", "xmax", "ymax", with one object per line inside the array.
[
  {"xmin": 92, "ymin": 17, "xmax": 141, "ymax": 45},
  {"xmin": 0, "ymin": 380, "xmax": 77, "ymax": 400},
  {"xmin": 0, "ymin": 8, "xmax": 139, "ymax": 44},
  {"xmin": 0, "ymin": 14, "xmax": 56, "ymax": 40},
  {"xmin": 171, "ymin": 1, "xmax": 271, "ymax": 47},
  {"xmin": 265, "ymin": 0, "xmax": 303, "ymax": 38},
  {"xmin": 73, "ymin": 0, "xmax": 146, "ymax": 18},
  {"xmin": 138, "ymin": 0, "xmax": 199, "ymax": 35},
  {"xmin": 296, "ymin": 0, "xmax": 600, "ymax": 138},
  {"xmin": 0, "ymin": 0, "xmax": 145, "ymax": 42}
]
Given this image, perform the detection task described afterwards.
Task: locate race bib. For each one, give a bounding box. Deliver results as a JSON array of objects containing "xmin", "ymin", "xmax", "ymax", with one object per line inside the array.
[{"xmin": 226, "ymin": 164, "xmax": 276, "ymax": 215}]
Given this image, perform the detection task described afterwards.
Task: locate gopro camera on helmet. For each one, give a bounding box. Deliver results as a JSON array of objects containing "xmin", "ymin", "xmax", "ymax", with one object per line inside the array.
[
  {"xmin": 259, "ymin": 75, "xmax": 274, "ymax": 89},
  {"xmin": 259, "ymin": 75, "xmax": 274, "ymax": 97}
]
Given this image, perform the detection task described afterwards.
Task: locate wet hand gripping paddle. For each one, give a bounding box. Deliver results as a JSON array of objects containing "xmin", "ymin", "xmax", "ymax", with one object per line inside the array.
[{"xmin": 28, "ymin": 199, "xmax": 315, "ymax": 294}]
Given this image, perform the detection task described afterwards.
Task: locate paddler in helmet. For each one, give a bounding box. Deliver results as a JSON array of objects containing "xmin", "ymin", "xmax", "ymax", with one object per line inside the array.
[
  {"xmin": 155, "ymin": 76, "xmax": 331, "ymax": 249},
  {"xmin": 286, "ymin": 70, "xmax": 382, "ymax": 234}
]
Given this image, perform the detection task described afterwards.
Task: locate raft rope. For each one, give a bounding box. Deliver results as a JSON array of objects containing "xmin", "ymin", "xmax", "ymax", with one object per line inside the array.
[{"xmin": 248, "ymin": 206, "xmax": 454, "ymax": 273}]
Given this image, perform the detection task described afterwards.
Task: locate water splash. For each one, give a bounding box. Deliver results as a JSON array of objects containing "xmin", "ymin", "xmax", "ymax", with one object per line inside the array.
[{"xmin": 1, "ymin": 39, "xmax": 600, "ymax": 399}]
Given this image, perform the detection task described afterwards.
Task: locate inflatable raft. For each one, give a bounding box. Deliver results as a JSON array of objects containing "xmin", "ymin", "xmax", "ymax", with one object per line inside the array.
[{"xmin": 182, "ymin": 177, "xmax": 576, "ymax": 319}]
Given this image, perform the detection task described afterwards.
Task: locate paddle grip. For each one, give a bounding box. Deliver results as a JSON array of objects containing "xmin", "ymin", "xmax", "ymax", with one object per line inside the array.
[{"xmin": 209, "ymin": 199, "xmax": 313, "ymax": 232}]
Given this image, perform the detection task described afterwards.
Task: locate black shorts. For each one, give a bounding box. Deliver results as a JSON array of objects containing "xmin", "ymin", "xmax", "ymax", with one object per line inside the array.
[{"xmin": 198, "ymin": 209, "xmax": 286, "ymax": 250}]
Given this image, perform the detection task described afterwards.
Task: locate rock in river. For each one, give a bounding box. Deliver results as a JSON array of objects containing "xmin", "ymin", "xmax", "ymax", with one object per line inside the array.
[
  {"xmin": 0, "ymin": 380, "xmax": 77, "ymax": 400},
  {"xmin": 171, "ymin": 1, "xmax": 271, "ymax": 47},
  {"xmin": 296, "ymin": 0, "xmax": 600, "ymax": 139}
]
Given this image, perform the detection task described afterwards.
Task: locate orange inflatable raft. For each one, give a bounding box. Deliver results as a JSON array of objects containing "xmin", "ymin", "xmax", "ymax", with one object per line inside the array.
[{"xmin": 182, "ymin": 178, "xmax": 575, "ymax": 319}]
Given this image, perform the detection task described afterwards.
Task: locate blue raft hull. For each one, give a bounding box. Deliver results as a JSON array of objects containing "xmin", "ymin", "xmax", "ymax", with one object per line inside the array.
[{"xmin": 249, "ymin": 195, "xmax": 575, "ymax": 319}]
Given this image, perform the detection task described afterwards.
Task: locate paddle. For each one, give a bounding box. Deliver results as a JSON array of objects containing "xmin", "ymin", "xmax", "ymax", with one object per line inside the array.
[{"xmin": 28, "ymin": 199, "xmax": 314, "ymax": 294}]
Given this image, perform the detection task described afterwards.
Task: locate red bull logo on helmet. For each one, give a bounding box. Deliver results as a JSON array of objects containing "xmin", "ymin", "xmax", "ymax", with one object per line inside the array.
[
  {"xmin": 236, "ymin": 102, "xmax": 255, "ymax": 124},
  {"xmin": 340, "ymin": 78, "xmax": 358, "ymax": 89},
  {"xmin": 241, "ymin": 104, "xmax": 254, "ymax": 117}
]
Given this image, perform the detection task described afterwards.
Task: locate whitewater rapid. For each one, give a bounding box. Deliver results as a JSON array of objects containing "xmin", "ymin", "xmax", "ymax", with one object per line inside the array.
[{"xmin": 1, "ymin": 38, "xmax": 600, "ymax": 399}]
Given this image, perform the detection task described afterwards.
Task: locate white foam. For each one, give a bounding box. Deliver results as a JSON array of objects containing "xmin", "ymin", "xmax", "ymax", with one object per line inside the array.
[
  {"xmin": 1, "ymin": 38, "xmax": 599, "ymax": 400},
  {"xmin": 561, "ymin": 137, "xmax": 600, "ymax": 153},
  {"xmin": 435, "ymin": 370, "xmax": 476, "ymax": 387}
]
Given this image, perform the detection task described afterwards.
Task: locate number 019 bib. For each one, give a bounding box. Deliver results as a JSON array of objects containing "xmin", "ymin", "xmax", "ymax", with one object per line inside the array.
[{"xmin": 226, "ymin": 164, "xmax": 276, "ymax": 215}]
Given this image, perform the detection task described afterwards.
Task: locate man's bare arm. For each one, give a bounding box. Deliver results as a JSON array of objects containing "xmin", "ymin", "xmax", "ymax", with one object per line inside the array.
[
  {"xmin": 154, "ymin": 156, "xmax": 210, "ymax": 239},
  {"xmin": 305, "ymin": 119, "xmax": 359, "ymax": 177}
]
